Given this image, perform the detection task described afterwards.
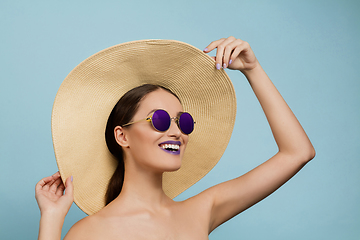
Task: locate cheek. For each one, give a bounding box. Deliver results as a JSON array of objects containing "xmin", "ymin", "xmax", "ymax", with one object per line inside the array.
[
  {"xmin": 180, "ymin": 135, "xmax": 189, "ymax": 154},
  {"xmin": 183, "ymin": 135, "xmax": 189, "ymax": 145},
  {"xmin": 128, "ymin": 128, "xmax": 160, "ymax": 151}
]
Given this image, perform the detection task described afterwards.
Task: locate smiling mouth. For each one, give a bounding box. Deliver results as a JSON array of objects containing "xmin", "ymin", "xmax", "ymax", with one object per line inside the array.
[{"xmin": 159, "ymin": 141, "xmax": 181, "ymax": 155}]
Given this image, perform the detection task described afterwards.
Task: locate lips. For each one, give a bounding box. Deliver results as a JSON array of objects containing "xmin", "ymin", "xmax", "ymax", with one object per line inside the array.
[{"xmin": 159, "ymin": 140, "xmax": 181, "ymax": 155}]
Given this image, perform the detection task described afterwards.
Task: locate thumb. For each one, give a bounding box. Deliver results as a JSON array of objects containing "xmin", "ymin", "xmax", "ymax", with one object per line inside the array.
[{"xmin": 64, "ymin": 176, "xmax": 74, "ymax": 200}]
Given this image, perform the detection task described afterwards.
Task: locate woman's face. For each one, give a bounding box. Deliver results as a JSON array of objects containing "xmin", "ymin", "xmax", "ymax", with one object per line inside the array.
[{"xmin": 122, "ymin": 89, "xmax": 189, "ymax": 173}]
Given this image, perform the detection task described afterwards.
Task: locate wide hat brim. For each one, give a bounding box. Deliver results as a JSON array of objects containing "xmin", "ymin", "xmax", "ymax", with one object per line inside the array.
[{"xmin": 52, "ymin": 39, "xmax": 236, "ymax": 215}]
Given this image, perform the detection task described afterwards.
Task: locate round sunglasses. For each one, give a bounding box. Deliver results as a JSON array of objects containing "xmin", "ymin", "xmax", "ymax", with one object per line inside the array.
[{"xmin": 122, "ymin": 109, "xmax": 195, "ymax": 134}]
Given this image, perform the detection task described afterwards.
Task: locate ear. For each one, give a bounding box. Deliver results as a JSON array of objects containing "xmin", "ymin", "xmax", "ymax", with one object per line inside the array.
[{"xmin": 114, "ymin": 126, "xmax": 129, "ymax": 148}]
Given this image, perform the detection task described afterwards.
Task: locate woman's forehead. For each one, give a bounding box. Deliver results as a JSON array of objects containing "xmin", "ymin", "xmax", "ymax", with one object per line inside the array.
[{"xmin": 137, "ymin": 89, "xmax": 183, "ymax": 114}]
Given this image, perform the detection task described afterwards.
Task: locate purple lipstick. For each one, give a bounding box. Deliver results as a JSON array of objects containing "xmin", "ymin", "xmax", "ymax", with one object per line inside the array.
[{"xmin": 159, "ymin": 141, "xmax": 181, "ymax": 155}]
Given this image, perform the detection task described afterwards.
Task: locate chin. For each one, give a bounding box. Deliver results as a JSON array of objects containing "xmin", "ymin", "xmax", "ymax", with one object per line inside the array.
[
  {"xmin": 158, "ymin": 160, "xmax": 181, "ymax": 173},
  {"xmin": 168, "ymin": 165, "xmax": 181, "ymax": 172},
  {"xmin": 161, "ymin": 161, "xmax": 181, "ymax": 172}
]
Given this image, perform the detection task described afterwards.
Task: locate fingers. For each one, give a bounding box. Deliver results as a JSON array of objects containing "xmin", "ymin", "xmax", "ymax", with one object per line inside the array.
[
  {"xmin": 35, "ymin": 172, "xmax": 59, "ymax": 190},
  {"xmin": 203, "ymin": 36, "xmax": 250, "ymax": 70},
  {"xmin": 216, "ymin": 36, "xmax": 237, "ymax": 69},
  {"xmin": 204, "ymin": 39, "xmax": 224, "ymax": 70},
  {"xmin": 56, "ymin": 182, "xmax": 65, "ymax": 196},
  {"xmin": 228, "ymin": 39, "xmax": 249, "ymax": 65},
  {"xmin": 64, "ymin": 176, "xmax": 74, "ymax": 200},
  {"xmin": 35, "ymin": 172, "xmax": 62, "ymax": 193},
  {"xmin": 51, "ymin": 176, "xmax": 63, "ymax": 193},
  {"xmin": 203, "ymin": 38, "xmax": 226, "ymax": 53},
  {"xmin": 35, "ymin": 175, "xmax": 54, "ymax": 192},
  {"xmin": 222, "ymin": 39, "xmax": 242, "ymax": 69},
  {"xmin": 204, "ymin": 36, "xmax": 237, "ymax": 69},
  {"xmin": 55, "ymin": 175, "xmax": 73, "ymax": 197}
]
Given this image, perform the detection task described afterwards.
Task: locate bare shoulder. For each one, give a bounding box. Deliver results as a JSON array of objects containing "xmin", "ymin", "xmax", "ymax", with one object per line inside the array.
[{"xmin": 64, "ymin": 214, "xmax": 104, "ymax": 240}]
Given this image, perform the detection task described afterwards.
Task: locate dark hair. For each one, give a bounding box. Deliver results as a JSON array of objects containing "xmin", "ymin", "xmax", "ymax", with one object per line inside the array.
[{"xmin": 104, "ymin": 84, "xmax": 180, "ymax": 205}]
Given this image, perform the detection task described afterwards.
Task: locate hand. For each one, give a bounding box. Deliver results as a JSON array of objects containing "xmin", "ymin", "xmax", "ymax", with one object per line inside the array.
[
  {"xmin": 35, "ymin": 172, "xmax": 74, "ymax": 217},
  {"xmin": 203, "ymin": 36, "xmax": 258, "ymax": 72}
]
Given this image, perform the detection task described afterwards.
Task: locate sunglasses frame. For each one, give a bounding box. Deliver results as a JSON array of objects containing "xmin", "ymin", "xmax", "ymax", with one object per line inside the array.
[{"xmin": 122, "ymin": 109, "xmax": 195, "ymax": 134}]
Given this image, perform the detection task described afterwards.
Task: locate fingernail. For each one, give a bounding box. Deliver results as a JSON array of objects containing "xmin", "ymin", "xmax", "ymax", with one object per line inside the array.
[
  {"xmin": 229, "ymin": 59, "xmax": 232, "ymax": 64},
  {"xmin": 71, "ymin": 176, "xmax": 73, "ymax": 182},
  {"xmin": 223, "ymin": 63, "xmax": 227, "ymax": 69},
  {"xmin": 203, "ymin": 48, "xmax": 208, "ymax": 52},
  {"xmin": 216, "ymin": 63, "xmax": 221, "ymax": 70}
]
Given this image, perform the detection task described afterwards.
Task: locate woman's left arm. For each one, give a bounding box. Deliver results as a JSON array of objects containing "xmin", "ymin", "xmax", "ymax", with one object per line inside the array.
[{"xmin": 198, "ymin": 37, "xmax": 315, "ymax": 232}]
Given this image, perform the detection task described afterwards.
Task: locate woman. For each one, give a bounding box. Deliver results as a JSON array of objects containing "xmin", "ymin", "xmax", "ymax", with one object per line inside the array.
[{"xmin": 35, "ymin": 37, "xmax": 315, "ymax": 240}]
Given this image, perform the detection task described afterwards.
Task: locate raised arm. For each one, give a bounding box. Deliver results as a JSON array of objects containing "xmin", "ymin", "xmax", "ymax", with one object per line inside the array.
[
  {"xmin": 35, "ymin": 172, "xmax": 74, "ymax": 240},
  {"xmin": 199, "ymin": 37, "xmax": 315, "ymax": 232}
]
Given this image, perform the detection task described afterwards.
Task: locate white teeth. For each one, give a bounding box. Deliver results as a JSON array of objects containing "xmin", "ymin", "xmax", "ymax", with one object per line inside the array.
[{"xmin": 161, "ymin": 144, "xmax": 180, "ymax": 151}]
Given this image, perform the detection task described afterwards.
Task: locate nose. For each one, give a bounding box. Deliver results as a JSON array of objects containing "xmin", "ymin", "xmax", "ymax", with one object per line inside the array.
[{"xmin": 167, "ymin": 118, "xmax": 182, "ymax": 138}]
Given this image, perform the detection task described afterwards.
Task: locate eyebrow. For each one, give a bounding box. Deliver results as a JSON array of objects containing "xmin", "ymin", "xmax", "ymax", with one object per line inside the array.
[
  {"xmin": 146, "ymin": 109, "xmax": 184, "ymax": 117},
  {"xmin": 147, "ymin": 109, "xmax": 157, "ymax": 116}
]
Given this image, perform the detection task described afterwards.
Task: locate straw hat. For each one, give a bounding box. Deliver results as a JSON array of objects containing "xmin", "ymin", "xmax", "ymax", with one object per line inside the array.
[{"xmin": 52, "ymin": 39, "xmax": 236, "ymax": 215}]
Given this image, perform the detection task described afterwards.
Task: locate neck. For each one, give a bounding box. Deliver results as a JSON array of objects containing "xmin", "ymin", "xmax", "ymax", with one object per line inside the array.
[{"xmin": 110, "ymin": 158, "xmax": 173, "ymax": 212}]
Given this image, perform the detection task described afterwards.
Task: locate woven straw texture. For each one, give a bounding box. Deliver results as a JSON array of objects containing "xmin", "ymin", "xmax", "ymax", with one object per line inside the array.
[{"xmin": 52, "ymin": 39, "xmax": 236, "ymax": 215}]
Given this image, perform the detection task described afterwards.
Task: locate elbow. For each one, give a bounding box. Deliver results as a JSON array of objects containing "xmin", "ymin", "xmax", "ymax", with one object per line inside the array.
[
  {"xmin": 305, "ymin": 146, "xmax": 316, "ymax": 162},
  {"xmin": 310, "ymin": 145, "xmax": 316, "ymax": 160},
  {"xmin": 298, "ymin": 144, "xmax": 316, "ymax": 164},
  {"xmin": 282, "ymin": 144, "xmax": 316, "ymax": 164}
]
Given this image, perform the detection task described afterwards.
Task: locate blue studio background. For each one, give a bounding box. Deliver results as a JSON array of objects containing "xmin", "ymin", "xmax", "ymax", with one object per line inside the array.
[{"xmin": 1, "ymin": 0, "xmax": 359, "ymax": 239}]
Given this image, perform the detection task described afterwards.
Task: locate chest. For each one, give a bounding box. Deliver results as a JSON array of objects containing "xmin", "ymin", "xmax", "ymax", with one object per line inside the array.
[{"xmin": 100, "ymin": 211, "xmax": 209, "ymax": 240}]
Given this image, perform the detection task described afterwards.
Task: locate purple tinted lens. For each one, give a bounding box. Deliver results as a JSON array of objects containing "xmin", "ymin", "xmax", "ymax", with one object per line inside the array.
[
  {"xmin": 179, "ymin": 112, "xmax": 194, "ymax": 134},
  {"xmin": 152, "ymin": 110, "xmax": 171, "ymax": 132}
]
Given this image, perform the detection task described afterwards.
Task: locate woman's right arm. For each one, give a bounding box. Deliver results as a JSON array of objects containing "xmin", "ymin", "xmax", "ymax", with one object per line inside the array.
[{"xmin": 35, "ymin": 172, "xmax": 74, "ymax": 240}]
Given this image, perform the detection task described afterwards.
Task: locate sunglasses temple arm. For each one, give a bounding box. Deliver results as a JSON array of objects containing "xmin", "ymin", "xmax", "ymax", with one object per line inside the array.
[{"xmin": 122, "ymin": 117, "xmax": 151, "ymax": 127}]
